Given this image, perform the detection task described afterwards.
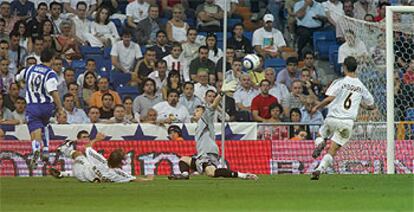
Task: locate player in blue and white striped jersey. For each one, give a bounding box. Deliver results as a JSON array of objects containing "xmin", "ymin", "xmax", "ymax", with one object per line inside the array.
[{"xmin": 15, "ymin": 49, "xmax": 63, "ymax": 169}]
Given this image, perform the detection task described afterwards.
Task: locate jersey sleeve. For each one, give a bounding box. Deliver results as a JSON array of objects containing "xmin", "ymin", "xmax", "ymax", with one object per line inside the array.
[
  {"xmin": 15, "ymin": 68, "xmax": 26, "ymax": 82},
  {"xmin": 85, "ymin": 147, "xmax": 108, "ymax": 167},
  {"xmin": 45, "ymin": 71, "xmax": 59, "ymax": 93},
  {"xmin": 325, "ymin": 80, "xmax": 341, "ymax": 97},
  {"xmin": 107, "ymin": 168, "xmax": 136, "ymax": 183},
  {"xmin": 362, "ymin": 86, "xmax": 375, "ymax": 106}
]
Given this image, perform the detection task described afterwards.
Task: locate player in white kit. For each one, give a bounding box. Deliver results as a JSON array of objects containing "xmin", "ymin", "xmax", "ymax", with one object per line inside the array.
[
  {"xmin": 309, "ymin": 56, "xmax": 375, "ymax": 180},
  {"xmin": 51, "ymin": 132, "xmax": 153, "ymax": 183}
]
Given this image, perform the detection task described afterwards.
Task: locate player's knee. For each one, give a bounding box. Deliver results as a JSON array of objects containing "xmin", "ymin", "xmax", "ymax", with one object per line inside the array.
[
  {"xmin": 205, "ymin": 166, "xmax": 216, "ymax": 177},
  {"xmin": 180, "ymin": 156, "xmax": 192, "ymax": 165}
]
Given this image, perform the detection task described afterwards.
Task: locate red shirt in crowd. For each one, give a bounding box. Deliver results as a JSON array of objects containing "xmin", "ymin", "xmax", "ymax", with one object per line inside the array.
[{"xmin": 251, "ymin": 94, "xmax": 278, "ymax": 119}]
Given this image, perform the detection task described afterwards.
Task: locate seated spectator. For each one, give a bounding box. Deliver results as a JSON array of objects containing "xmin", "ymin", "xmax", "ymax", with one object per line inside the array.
[
  {"xmin": 215, "ymin": 0, "xmax": 240, "ymax": 19},
  {"xmin": 205, "ymin": 33, "xmax": 223, "ymax": 65},
  {"xmin": 11, "ymin": 20, "xmax": 30, "ymax": 50},
  {"xmin": 181, "ymin": 27, "xmax": 201, "ymax": 75},
  {"xmin": 179, "ymin": 81, "xmax": 203, "ymax": 115},
  {"xmin": 276, "ymin": 56, "xmax": 300, "ymax": 89},
  {"xmin": 267, "ymin": 103, "xmax": 284, "ymax": 123},
  {"xmin": 335, "ymin": 0, "xmax": 354, "ymax": 43},
  {"xmin": 122, "ymin": 96, "xmax": 137, "ymax": 123},
  {"xmin": 195, "ymin": 0, "xmax": 223, "ymax": 32},
  {"xmin": 217, "ymin": 46, "xmax": 235, "ymax": 77},
  {"xmin": 252, "ymin": 14, "xmax": 286, "ymax": 58},
  {"xmin": 89, "ymin": 6, "xmax": 120, "ymax": 47},
  {"xmin": 132, "ymin": 48, "xmax": 156, "ymax": 86},
  {"xmin": 49, "ymin": 1, "xmax": 63, "ymax": 34},
  {"xmin": 257, "ymin": 103, "xmax": 289, "ymax": 140},
  {"xmin": 81, "ymin": 71, "xmax": 98, "ymax": 108},
  {"xmin": 38, "ymin": 19, "xmax": 56, "ymax": 41},
  {"xmin": 285, "ymin": 80, "xmax": 306, "ymax": 117},
  {"xmin": 99, "ymin": 93, "xmax": 115, "ymax": 120},
  {"xmin": 150, "ymin": 30, "xmax": 171, "ymax": 60},
  {"xmin": 373, "ymin": 2, "xmax": 388, "ymax": 22},
  {"xmin": 77, "ymin": 58, "xmax": 97, "ymax": 86},
  {"xmin": 141, "ymin": 107, "xmax": 158, "ymax": 124},
  {"xmin": 153, "ymin": 89, "xmax": 190, "ymax": 123},
  {"xmin": 233, "ymin": 73, "xmax": 259, "ymax": 115},
  {"xmin": 10, "ymin": 0, "xmax": 35, "ymax": 20},
  {"xmin": 64, "ymin": 0, "xmax": 97, "ymax": 16},
  {"xmin": 265, "ymin": 67, "xmax": 290, "ymax": 109},
  {"xmin": 57, "ymin": 21, "xmax": 81, "ymax": 60},
  {"xmin": 108, "ymin": 104, "xmax": 130, "ymax": 124},
  {"xmin": 148, "ymin": 59, "xmax": 168, "ymax": 95},
  {"xmin": 0, "ymin": 93, "xmax": 15, "ymax": 124},
  {"xmin": 69, "ymin": 2, "xmax": 92, "ymax": 46},
  {"xmin": 126, "ymin": 0, "xmax": 150, "ymax": 32},
  {"xmin": 89, "ymin": 77, "xmax": 122, "ymax": 108},
  {"xmin": 168, "ymin": 125, "xmax": 184, "ymax": 141},
  {"xmin": 301, "ymin": 51, "xmax": 319, "ymax": 83},
  {"xmin": 166, "ymin": 4, "xmax": 189, "ymax": 43},
  {"xmin": 136, "ymin": 5, "xmax": 163, "ymax": 46},
  {"xmin": 338, "ymin": 30, "xmax": 369, "ymax": 65},
  {"xmin": 1, "ymin": 2, "xmax": 18, "ymax": 35},
  {"xmin": 161, "ymin": 70, "xmax": 182, "ymax": 100},
  {"xmin": 67, "ymin": 82, "xmax": 83, "ymax": 109},
  {"xmin": 52, "ymin": 57, "xmax": 64, "ymax": 85},
  {"xmin": 353, "ymin": 0, "xmax": 377, "ymax": 20},
  {"xmin": 133, "ymin": 78, "xmax": 162, "ymax": 122},
  {"xmin": 224, "ymin": 57, "xmax": 242, "ymax": 84},
  {"xmin": 189, "ymin": 46, "xmax": 216, "ymax": 83},
  {"xmin": 55, "ymin": 109, "xmax": 69, "ymax": 124},
  {"xmin": 87, "ymin": 106, "xmax": 101, "ymax": 123},
  {"xmin": 63, "ymin": 93, "xmax": 89, "ymax": 124},
  {"xmin": 0, "ymin": 18, "xmax": 8, "ymax": 42},
  {"xmin": 301, "ymin": 68, "xmax": 322, "ymax": 100},
  {"xmin": 111, "ymin": 30, "xmax": 143, "ymax": 73},
  {"xmin": 300, "ymin": 96, "xmax": 324, "ymax": 138},
  {"xmin": 10, "ymin": 96, "xmax": 26, "ymax": 124},
  {"xmin": 57, "ymin": 67, "xmax": 76, "ymax": 98},
  {"xmin": 193, "ymin": 70, "xmax": 216, "ymax": 101},
  {"xmin": 42, "ymin": 34, "xmax": 61, "ymax": 54},
  {"xmin": 163, "ymin": 42, "xmax": 187, "ymax": 81},
  {"xmin": 0, "ymin": 58, "xmax": 14, "ymax": 93},
  {"xmin": 248, "ymin": 55, "xmax": 265, "ymax": 87},
  {"xmin": 288, "ymin": 108, "xmax": 311, "ymax": 140},
  {"xmin": 227, "ymin": 23, "xmax": 253, "ymax": 59},
  {"xmin": 251, "ymin": 79, "xmax": 279, "ymax": 122},
  {"xmin": 3, "ymin": 83, "xmax": 20, "ymax": 111},
  {"xmin": 9, "ymin": 32, "xmax": 27, "ymax": 74},
  {"xmin": 27, "ymin": 37, "xmax": 44, "ymax": 64}
]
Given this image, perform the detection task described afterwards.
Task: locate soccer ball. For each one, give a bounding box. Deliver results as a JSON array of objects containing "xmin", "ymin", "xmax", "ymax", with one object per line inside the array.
[{"xmin": 243, "ymin": 54, "xmax": 260, "ymax": 70}]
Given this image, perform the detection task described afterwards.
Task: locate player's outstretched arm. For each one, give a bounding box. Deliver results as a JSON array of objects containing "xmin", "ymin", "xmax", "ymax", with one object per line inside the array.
[
  {"xmin": 311, "ymin": 96, "xmax": 335, "ymax": 114},
  {"xmin": 361, "ymin": 103, "xmax": 376, "ymax": 110}
]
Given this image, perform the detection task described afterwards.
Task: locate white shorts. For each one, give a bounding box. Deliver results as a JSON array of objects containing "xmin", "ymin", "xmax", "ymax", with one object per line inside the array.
[
  {"xmin": 319, "ymin": 117, "xmax": 354, "ymax": 146},
  {"xmin": 72, "ymin": 155, "xmax": 97, "ymax": 182}
]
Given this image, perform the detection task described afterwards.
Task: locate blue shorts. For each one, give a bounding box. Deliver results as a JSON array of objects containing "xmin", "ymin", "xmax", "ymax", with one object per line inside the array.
[{"xmin": 26, "ymin": 103, "xmax": 55, "ymax": 133}]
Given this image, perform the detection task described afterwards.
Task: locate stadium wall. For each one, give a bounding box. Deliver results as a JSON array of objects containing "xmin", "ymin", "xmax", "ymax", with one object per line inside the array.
[{"xmin": 1, "ymin": 140, "xmax": 413, "ymax": 176}]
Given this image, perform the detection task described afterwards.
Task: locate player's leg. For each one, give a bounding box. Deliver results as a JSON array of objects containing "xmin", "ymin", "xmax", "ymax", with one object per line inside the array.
[
  {"xmin": 312, "ymin": 119, "xmax": 333, "ymax": 159},
  {"xmin": 205, "ymin": 165, "xmax": 258, "ymax": 180},
  {"xmin": 41, "ymin": 125, "xmax": 50, "ymax": 161},
  {"xmin": 311, "ymin": 142, "xmax": 341, "ymax": 180},
  {"xmin": 50, "ymin": 149, "xmax": 84, "ymax": 179},
  {"xmin": 168, "ymin": 156, "xmax": 192, "ymax": 180},
  {"xmin": 29, "ymin": 128, "xmax": 43, "ymax": 169}
]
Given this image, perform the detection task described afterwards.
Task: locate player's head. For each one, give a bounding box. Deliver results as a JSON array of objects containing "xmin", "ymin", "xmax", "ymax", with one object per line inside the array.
[
  {"xmin": 40, "ymin": 49, "xmax": 55, "ymax": 63},
  {"xmin": 77, "ymin": 130, "xmax": 90, "ymax": 140},
  {"xmin": 168, "ymin": 125, "xmax": 183, "ymax": 141},
  {"xmin": 343, "ymin": 56, "xmax": 358, "ymax": 73},
  {"xmin": 108, "ymin": 149, "xmax": 125, "ymax": 168},
  {"xmin": 193, "ymin": 105, "xmax": 206, "ymax": 121}
]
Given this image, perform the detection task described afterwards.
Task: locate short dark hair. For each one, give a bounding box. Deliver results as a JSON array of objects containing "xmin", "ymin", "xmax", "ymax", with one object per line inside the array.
[
  {"xmin": 167, "ymin": 89, "xmax": 180, "ymax": 97},
  {"xmin": 122, "ymin": 29, "xmax": 132, "ymax": 37},
  {"xmin": 40, "ymin": 49, "xmax": 55, "ymax": 63},
  {"xmin": 187, "ymin": 27, "xmax": 197, "ymax": 35},
  {"xmin": 289, "ymin": 108, "xmax": 302, "ymax": 119},
  {"xmin": 37, "ymin": 2, "xmax": 48, "ymax": 10},
  {"xmin": 123, "ymin": 95, "xmax": 133, "ymax": 103},
  {"xmin": 269, "ymin": 103, "xmax": 283, "ymax": 114},
  {"xmin": 86, "ymin": 58, "xmax": 96, "ymax": 64},
  {"xmin": 88, "ymin": 106, "xmax": 100, "ymax": 111},
  {"xmin": 171, "ymin": 42, "xmax": 182, "ymax": 50},
  {"xmin": 50, "ymin": 1, "xmax": 63, "ymax": 9},
  {"xmin": 114, "ymin": 104, "xmax": 125, "ymax": 110},
  {"xmin": 156, "ymin": 30, "xmax": 167, "ymax": 37},
  {"xmin": 76, "ymin": 130, "xmax": 89, "ymax": 139},
  {"xmin": 76, "ymin": 1, "xmax": 88, "ymax": 9},
  {"xmin": 286, "ymin": 57, "xmax": 298, "ymax": 65},
  {"xmin": 344, "ymin": 56, "xmax": 358, "ymax": 72},
  {"xmin": 16, "ymin": 96, "xmax": 26, "ymax": 103},
  {"xmin": 182, "ymin": 81, "xmax": 194, "ymax": 89},
  {"xmin": 108, "ymin": 149, "xmax": 124, "ymax": 168},
  {"xmin": 156, "ymin": 59, "xmax": 167, "ymax": 67},
  {"xmin": 259, "ymin": 79, "xmax": 271, "ymax": 86},
  {"xmin": 102, "ymin": 93, "xmax": 114, "ymax": 101},
  {"xmin": 205, "ymin": 89, "xmax": 216, "ymax": 97},
  {"xmin": 168, "ymin": 125, "xmax": 182, "ymax": 137},
  {"xmin": 63, "ymin": 93, "xmax": 74, "ymax": 101},
  {"xmin": 67, "ymin": 82, "xmax": 79, "ymax": 90},
  {"xmin": 199, "ymin": 45, "xmax": 208, "ymax": 52},
  {"xmin": 302, "ymin": 50, "xmax": 314, "ymax": 59}
]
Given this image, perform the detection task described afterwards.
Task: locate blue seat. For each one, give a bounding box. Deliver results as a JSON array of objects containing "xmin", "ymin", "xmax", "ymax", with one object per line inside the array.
[
  {"xmin": 110, "ymin": 18, "xmax": 123, "ymax": 35},
  {"xmin": 313, "ymin": 31, "xmax": 337, "ymax": 59},
  {"xmin": 103, "ymin": 47, "xmax": 112, "ymax": 59},
  {"xmin": 243, "ymin": 31, "xmax": 253, "ymax": 41},
  {"xmin": 117, "ymin": 86, "xmax": 140, "ymax": 100},
  {"xmin": 71, "ymin": 60, "xmax": 86, "ymax": 78},
  {"xmin": 264, "ymin": 58, "xmax": 286, "ymax": 71},
  {"xmin": 186, "ymin": 18, "xmax": 196, "ymax": 27},
  {"xmin": 140, "ymin": 46, "xmax": 146, "ymax": 55},
  {"xmin": 85, "ymin": 55, "xmax": 111, "ymax": 78},
  {"xmin": 159, "ymin": 18, "xmax": 169, "ymax": 26},
  {"xmin": 117, "ymin": 0, "xmax": 128, "ymax": 14},
  {"xmin": 80, "ymin": 46, "xmax": 102, "ymax": 57},
  {"xmin": 227, "ymin": 18, "xmax": 242, "ymax": 29},
  {"xmin": 110, "ymin": 71, "xmax": 131, "ymax": 89},
  {"xmin": 328, "ymin": 44, "xmax": 341, "ymax": 75},
  {"xmin": 215, "ymin": 32, "xmax": 232, "ymax": 42}
]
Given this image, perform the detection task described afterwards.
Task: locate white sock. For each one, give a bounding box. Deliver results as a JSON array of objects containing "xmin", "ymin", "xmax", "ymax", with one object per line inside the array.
[
  {"xmin": 42, "ymin": 146, "xmax": 49, "ymax": 152},
  {"xmin": 314, "ymin": 137, "xmax": 325, "ymax": 146},
  {"xmin": 316, "ymin": 154, "xmax": 333, "ymax": 172},
  {"xmin": 60, "ymin": 170, "xmax": 72, "ymax": 177},
  {"xmin": 237, "ymin": 172, "xmax": 247, "ymax": 179},
  {"xmin": 60, "ymin": 144, "xmax": 75, "ymax": 158},
  {"xmin": 182, "ymin": 171, "xmax": 189, "ymax": 177},
  {"xmin": 32, "ymin": 140, "xmax": 41, "ymax": 152}
]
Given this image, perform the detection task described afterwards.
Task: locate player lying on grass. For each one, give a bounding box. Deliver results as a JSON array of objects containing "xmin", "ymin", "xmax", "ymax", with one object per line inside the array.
[
  {"xmin": 50, "ymin": 132, "xmax": 153, "ymax": 183},
  {"xmin": 310, "ymin": 56, "xmax": 375, "ymax": 180},
  {"xmin": 168, "ymin": 81, "xmax": 258, "ymax": 180}
]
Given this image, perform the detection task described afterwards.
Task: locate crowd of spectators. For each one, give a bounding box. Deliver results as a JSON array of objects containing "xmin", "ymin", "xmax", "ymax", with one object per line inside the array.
[{"xmin": 0, "ymin": 0, "xmax": 413, "ymax": 140}]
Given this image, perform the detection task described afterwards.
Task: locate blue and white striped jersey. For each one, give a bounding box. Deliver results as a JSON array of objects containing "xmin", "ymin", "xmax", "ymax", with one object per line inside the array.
[{"xmin": 16, "ymin": 64, "xmax": 58, "ymax": 104}]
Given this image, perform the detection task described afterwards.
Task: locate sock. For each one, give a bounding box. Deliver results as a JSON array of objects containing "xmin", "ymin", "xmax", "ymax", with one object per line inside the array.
[
  {"xmin": 43, "ymin": 126, "xmax": 49, "ymax": 150},
  {"xmin": 314, "ymin": 137, "xmax": 325, "ymax": 146},
  {"xmin": 237, "ymin": 172, "xmax": 247, "ymax": 179},
  {"xmin": 179, "ymin": 161, "xmax": 190, "ymax": 176},
  {"xmin": 60, "ymin": 170, "xmax": 72, "ymax": 177},
  {"xmin": 32, "ymin": 140, "xmax": 41, "ymax": 152},
  {"xmin": 59, "ymin": 144, "xmax": 75, "ymax": 158},
  {"xmin": 214, "ymin": 168, "xmax": 238, "ymax": 178},
  {"xmin": 316, "ymin": 154, "xmax": 333, "ymax": 172}
]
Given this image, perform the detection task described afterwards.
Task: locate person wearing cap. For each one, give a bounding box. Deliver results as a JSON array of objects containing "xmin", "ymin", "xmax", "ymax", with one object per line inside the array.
[
  {"xmin": 294, "ymin": 0, "xmax": 326, "ymax": 59},
  {"xmin": 168, "ymin": 125, "xmax": 184, "ymax": 141},
  {"xmin": 252, "ymin": 14, "xmax": 286, "ymax": 58}
]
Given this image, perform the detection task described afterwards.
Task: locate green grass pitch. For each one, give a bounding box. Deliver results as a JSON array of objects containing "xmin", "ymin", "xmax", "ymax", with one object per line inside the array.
[{"xmin": 1, "ymin": 175, "xmax": 413, "ymax": 212}]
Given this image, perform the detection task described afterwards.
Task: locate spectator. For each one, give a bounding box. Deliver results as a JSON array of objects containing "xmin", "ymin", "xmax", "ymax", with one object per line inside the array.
[
  {"xmin": 0, "ymin": 18, "xmax": 9, "ymax": 43},
  {"xmin": 132, "ymin": 78, "xmax": 162, "ymax": 122},
  {"xmin": 216, "ymin": 46, "xmax": 235, "ymax": 77},
  {"xmin": 148, "ymin": 59, "xmax": 168, "ymax": 95},
  {"xmin": 288, "ymin": 107, "xmax": 311, "ymax": 140},
  {"xmin": 81, "ymin": 71, "xmax": 98, "ymax": 108},
  {"xmin": 42, "ymin": 34, "xmax": 61, "ymax": 54},
  {"xmin": 64, "ymin": 0, "xmax": 97, "ymax": 16},
  {"xmin": 322, "ymin": 0, "xmax": 344, "ymax": 28},
  {"xmin": 252, "ymin": 14, "xmax": 286, "ymax": 58},
  {"xmin": 0, "ymin": 58, "xmax": 14, "ymax": 93},
  {"xmin": 26, "ymin": 37, "xmax": 43, "ymax": 62},
  {"xmin": 294, "ymin": 0, "xmax": 326, "ymax": 58},
  {"xmin": 265, "ymin": 67, "xmax": 290, "ymax": 109},
  {"xmin": 224, "ymin": 57, "xmax": 242, "ymax": 83},
  {"xmin": 251, "ymin": 79, "xmax": 279, "ymax": 122},
  {"xmin": 353, "ymin": 0, "xmax": 377, "ymax": 20},
  {"xmin": 25, "ymin": 56, "xmax": 37, "ymax": 67},
  {"xmin": 336, "ymin": 0, "xmax": 354, "ymax": 43},
  {"xmin": 11, "ymin": 96, "xmax": 26, "ymax": 124},
  {"xmin": 227, "ymin": 23, "xmax": 254, "ymax": 59},
  {"xmin": 57, "ymin": 20, "xmax": 81, "ymax": 60},
  {"xmin": 189, "ymin": 46, "xmax": 216, "ymax": 83},
  {"xmin": 89, "ymin": 77, "xmax": 122, "ymax": 108},
  {"xmin": 179, "ymin": 81, "xmax": 203, "ymax": 115},
  {"xmin": 55, "ymin": 109, "xmax": 69, "ymax": 124},
  {"xmin": 163, "ymin": 42, "xmax": 187, "ymax": 81},
  {"xmin": 267, "ymin": 103, "xmax": 284, "ymax": 123},
  {"xmin": 126, "ymin": 0, "xmax": 150, "ymax": 30},
  {"xmin": 9, "ymin": 32, "xmax": 27, "ymax": 74},
  {"xmin": 49, "ymin": 1, "xmax": 63, "ymax": 34},
  {"xmin": 153, "ymin": 89, "xmax": 190, "ymax": 123},
  {"xmin": 338, "ymin": 30, "xmax": 368, "ymax": 65},
  {"xmin": 27, "ymin": 3, "xmax": 49, "ymax": 40},
  {"xmin": 301, "ymin": 51, "xmax": 319, "ymax": 84},
  {"xmin": 142, "ymin": 107, "xmax": 158, "ymax": 124},
  {"xmin": 87, "ymin": 106, "xmax": 101, "ymax": 123},
  {"xmin": 248, "ymin": 54, "xmax": 265, "ymax": 87},
  {"xmin": 166, "ymin": 4, "xmax": 189, "ymax": 43},
  {"xmin": 99, "ymin": 93, "xmax": 115, "ymax": 120},
  {"xmin": 195, "ymin": 0, "xmax": 223, "ymax": 32},
  {"xmin": 52, "ymin": 57, "xmax": 64, "ymax": 85},
  {"xmin": 161, "ymin": 70, "xmax": 182, "ymax": 100},
  {"xmin": 57, "ymin": 67, "xmax": 75, "ymax": 98},
  {"xmin": 90, "ymin": 6, "xmax": 120, "ymax": 47},
  {"xmin": 284, "ymin": 80, "xmax": 305, "ymax": 116},
  {"xmin": 3, "ymin": 82, "xmax": 19, "ymax": 111},
  {"xmin": 70, "ymin": 2, "xmax": 92, "ymax": 46},
  {"xmin": 233, "ymin": 73, "xmax": 259, "ymax": 116},
  {"xmin": 181, "ymin": 27, "xmax": 201, "ymax": 70},
  {"xmin": 205, "ymin": 33, "xmax": 223, "ymax": 65},
  {"xmin": 168, "ymin": 125, "xmax": 184, "ymax": 141},
  {"xmin": 136, "ymin": 4, "xmax": 163, "ymax": 46},
  {"xmin": 194, "ymin": 70, "xmax": 216, "ymax": 101},
  {"xmin": 67, "ymin": 82, "xmax": 83, "ymax": 108},
  {"xmin": 39, "ymin": 20, "xmax": 55, "ymax": 39},
  {"xmin": 150, "ymin": 30, "xmax": 171, "ymax": 60},
  {"xmin": 374, "ymin": 2, "xmax": 390, "ymax": 22},
  {"xmin": 77, "ymin": 58, "xmax": 97, "ymax": 86},
  {"xmin": 63, "ymin": 93, "xmax": 89, "ymax": 124},
  {"xmin": 0, "ymin": 93, "xmax": 14, "ymax": 124},
  {"xmin": 299, "ymin": 96, "xmax": 323, "ymax": 138},
  {"xmin": 122, "ymin": 96, "xmax": 137, "ymax": 123},
  {"xmin": 110, "ymin": 30, "xmax": 143, "ymax": 74},
  {"xmin": 10, "ymin": 0, "xmax": 35, "ymax": 19},
  {"xmin": 132, "ymin": 48, "xmax": 156, "ymax": 86},
  {"xmin": 276, "ymin": 56, "xmax": 300, "ymax": 89},
  {"xmin": 0, "ymin": 2, "xmax": 18, "ymax": 35},
  {"xmin": 108, "ymin": 104, "xmax": 129, "ymax": 124},
  {"xmin": 301, "ymin": 68, "xmax": 322, "ymax": 100}
]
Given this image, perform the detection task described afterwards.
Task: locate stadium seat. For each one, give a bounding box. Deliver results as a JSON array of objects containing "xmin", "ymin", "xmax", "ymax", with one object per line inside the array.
[
  {"xmin": 227, "ymin": 18, "xmax": 242, "ymax": 29},
  {"xmin": 264, "ymin": 58, "xmax": 286, "ymax": 72},
  {"xmin": 243, "ymin": 31, "xmax": 253, "ymax": 41},
  {"xmin": 117, "ymin": 1, "xmax": 128, "ymax": 14},
  {"xmin": 71, "ymin": 60, "xmax": 86, "ymax": 78},
  {"xmin": 103, "ymin": 47, "xmax": 112, "ymax": 59},
  {"xmin": 117, "ymin": 85, "xmax": 140, "ymax": 100},
  {"xmin": 110, "ymin": 71, "xmax": 131, "ymax": 89},
  {"xmin": 313, "ymin": 31, "xmax": 337, "ymax": 60},
  {"xmin": 140, "ymin": 46, "xmax": 146, "ymax": 54},
  {"xmin": 328, "ymin": 44, "xmax": 341, "ymax": 75},
  {"xmin": 110, "ymin": 18, "xmax": 124, "ymax": 35},
  {"xmin": 186, "ymin": 18, "xmax": 196, "ymax": 27},
  {"xmin": 80, "ymin": 46, "xmax": 102, "ymax": 57},
  {"xmin": 159, "ymin": 18, "xmax": 169, "ymax": 26}
]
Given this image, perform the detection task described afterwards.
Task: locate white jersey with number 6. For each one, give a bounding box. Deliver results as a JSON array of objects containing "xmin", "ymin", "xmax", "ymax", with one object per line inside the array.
[{"xmin": 325, "ymin": 76, "xmax": 374, "ymax": 120}]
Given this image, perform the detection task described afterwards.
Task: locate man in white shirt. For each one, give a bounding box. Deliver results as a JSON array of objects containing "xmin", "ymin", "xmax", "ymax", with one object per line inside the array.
[
  {"xmin": 179, "ymin": 81, "xmax": 203, "ymax": 115},
  {"xmin": 126, "ymin": 0, "xmax": 150, "ymax": 29},
  {"xmin": 111, "ymin": 30, "xmax": 143, "ymax": 73},
  {"xmin": 63, "ymin": 93, "xmax": 89, "ymax": 124},
  {"xmin": 265, "ymin": 67, "xmax": 290, "ymax": 108},
  {"xmin": 163, "ymin": 42, "xmax": 187, "ymax": 81},
  {"xmin": 338, "ymin": 30, "xmax": 368, "ymax": 65},
  {"xmin": 153, "ymin": 89, "xmax": 191, "ymax": 123},
  {"xmin": 233, "ymin": 74, "xmax": 259, "ymax": 113},
  {"xmin": 64, "ymin": 0, "xmax": 96, "ymax": 16},
  {"xmin": 194, "ymin": 70, "xmax": 217, "ymax": 102},
  {"xmin": 49, "ymin": 1, "xmax": 64, "ymax": 34},
  {"xmin": 69, "ymin": 2, "xmax": 91, "ymax": 45},
  {"xmin": 252, "ymin": 14, "xmax": 286, "ymax": 58},
  {"xmin": 11, "ymin": 96, "xmax": 26, "ymax": 124},
  {"xmin": 148, "ymin": 59, "xmax": 168, "ymax": 94}
]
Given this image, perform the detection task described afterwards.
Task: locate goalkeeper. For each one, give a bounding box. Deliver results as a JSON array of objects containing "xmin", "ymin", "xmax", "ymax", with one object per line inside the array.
[{"xmin": 168, "ymin": 81, "xmax": 258, "ymax": 180}]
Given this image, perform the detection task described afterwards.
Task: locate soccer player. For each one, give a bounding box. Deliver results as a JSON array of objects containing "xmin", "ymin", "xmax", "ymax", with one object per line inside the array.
[
  {"xmin": 15, "ymin": 49, "xmax": 63, "ymax": 169},
  {"xmin": 50, "ymin": 132, "xmax": 153, "ymax": 183},
  {"xmin": 310, "ymin": 56, "xmax": 375, "ymax": 180},
  {"xmin": 168, "ymin": 81, "xmax": 258, "ymax": 180}
]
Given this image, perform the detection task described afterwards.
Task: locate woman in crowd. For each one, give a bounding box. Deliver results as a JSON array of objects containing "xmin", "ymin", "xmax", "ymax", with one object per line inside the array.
[
  {"xmin": 90, "ymin": 6, "xmax": 120, "ymax": 47},
  {"xmin": 57, "ymin": 21, "xmax": 81, "ymax": 60},
  {"xmin": 288, "ymin": 108, "xmax": 311, "ymax": 140},
  {"xmin": 82, "ymin": 71, "xmax": 98, "ymax": 108},
  {"xmin": 11, "ymin": 20, "xmax": 30, "ymax": 50},
  {"xmin": 123, "ymin": 96, "xmax": 138, "ymax": 123},
  {"xmin": 166, "ymin": 4, "xmax": 189, "ymax": 43},
  {"xmin": 162, "ymin": 70, "xmax": 182, "ymax": 100},
  {"xmin": 205, "ymin": 33, "xmax": 223, "ymax": 65}
]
